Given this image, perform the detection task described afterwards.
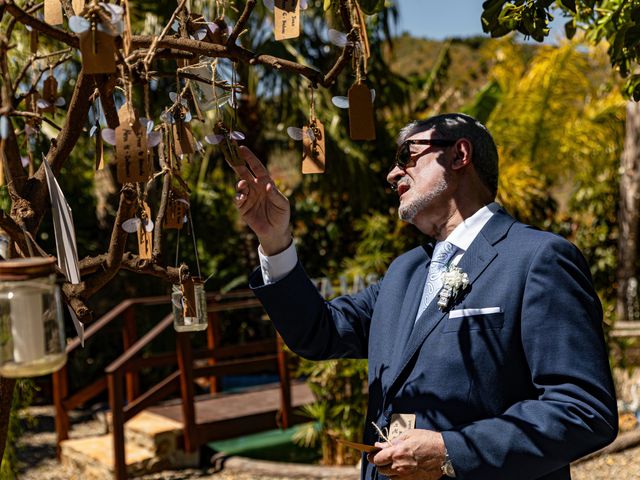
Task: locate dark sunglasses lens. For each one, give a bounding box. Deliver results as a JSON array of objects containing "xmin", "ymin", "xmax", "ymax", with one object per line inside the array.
[{"xmin": 396, "ymin": 142, "xmax": 410, "ymax": 168}]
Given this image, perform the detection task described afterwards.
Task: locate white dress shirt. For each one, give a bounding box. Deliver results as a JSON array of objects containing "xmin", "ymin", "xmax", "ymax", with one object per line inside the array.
[{"xmin": 259, "ymin": 202, "xmax": 500, "ymax": 286}]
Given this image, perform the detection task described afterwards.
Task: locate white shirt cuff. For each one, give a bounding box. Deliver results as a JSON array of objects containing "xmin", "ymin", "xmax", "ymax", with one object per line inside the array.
[{"xmin": 259, "ymin": 241, "xmax": 298, "ymax": 285}]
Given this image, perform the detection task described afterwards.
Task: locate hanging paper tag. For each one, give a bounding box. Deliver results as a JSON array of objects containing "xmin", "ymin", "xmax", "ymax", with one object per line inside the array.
[
  {"xmin": 0, "ymin": 141, "xmax": 5, "ymax": 186},
  {"xmin": 78, "ymin": 31, "xmax": 117, "ymax": 75},
  {"xmin": 348, "ymin": 81, "xmax": 376, "ymax": 141},
  {"xmin": 44, "ymin": 0, "xmax": 63, "ymax": 25},
  {"xmin": 181, "ymin": 277, "xmax": 197, "ymax": 318},
  {"xmin": 72, "ymin": 0, "xmax": 84, "ymax": 14},
  {"xmin": 95, "ymin": 127, "xmax": 104, "ymax": 170},
  {"xmin": 30, "ymin": 30, "xmax": 39, "ymax": 54},
  {"xmin": 173, "ymin": 121, "xmax": 195, "ymax": 156},
  {"xmin": 274, "ymin": 0, "xmax": 301, "ymax": 41},
  {"xmin": 39, "ymin": 76, "xmax": 58, "ymax": 114},
  {"xmin": 164, "ymin": 193, "xmax": 187, "ymax": 229},
  {"xmin": 116, "ymin": 126, "xmax": 151, "ymax": 183},
  {"xmin": 43, "ymin": 76, "xmax": 57, "ymax": 102},
  {"xmin": 302, "ymin": 118, "xmax": 326, "ymax": 174},
  {"xmin": 137, "ymin": 202, "xmax": 153, "ymax": 259}
]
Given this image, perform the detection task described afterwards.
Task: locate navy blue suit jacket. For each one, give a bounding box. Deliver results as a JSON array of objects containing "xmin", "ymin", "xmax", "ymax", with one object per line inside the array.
[{"xmin": 250, "ymin": 208, "xmax": 617, "ymax": 479}]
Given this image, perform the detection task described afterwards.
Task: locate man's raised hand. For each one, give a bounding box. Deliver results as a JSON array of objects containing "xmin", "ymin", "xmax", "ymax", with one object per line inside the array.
[{"xmin": 232, "ymin": 146, "xmax": 292, "ymax": 255}]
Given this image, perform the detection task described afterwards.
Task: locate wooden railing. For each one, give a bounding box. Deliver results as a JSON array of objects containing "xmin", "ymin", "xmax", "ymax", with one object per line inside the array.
[{"xmin": 52, "ymin": 290, "xmax": 292, "ymax": 480}]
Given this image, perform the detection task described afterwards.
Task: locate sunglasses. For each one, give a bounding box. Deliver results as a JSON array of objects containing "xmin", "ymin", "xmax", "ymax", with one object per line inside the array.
[{"xmin": 392, "ymin": 138, "xmax": 457, "ymax": 171}]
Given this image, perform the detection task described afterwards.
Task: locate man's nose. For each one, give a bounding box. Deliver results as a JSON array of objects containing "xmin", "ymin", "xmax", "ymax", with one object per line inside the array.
[{"xmin": 387, "ymin": 165, "xmax": 404, "ymax": 188}]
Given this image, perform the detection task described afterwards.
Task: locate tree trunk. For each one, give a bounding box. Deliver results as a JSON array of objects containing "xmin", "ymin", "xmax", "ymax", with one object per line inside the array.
[
  {"xmin": 617, "ymin": 101, "xmax": 640, "ymax": 323},
  {"xmin": 0, "ymin": 378, "xmax": 16, "ymax": 464}
]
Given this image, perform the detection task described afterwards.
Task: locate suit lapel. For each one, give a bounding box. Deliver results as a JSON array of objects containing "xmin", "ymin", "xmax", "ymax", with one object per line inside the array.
[
  {"xmin": 383, "ymin": 209, "xmax": 516, "ymax": 404},
  {"xmin": 386, "ymin": 247, "xmax": 432, "ymax": 378}
]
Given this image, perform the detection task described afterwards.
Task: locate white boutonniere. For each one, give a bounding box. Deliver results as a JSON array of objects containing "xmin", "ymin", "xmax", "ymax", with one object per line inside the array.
[{"xmin": 437, "ymin": 265, "xmax": 469, "ymax": 311}]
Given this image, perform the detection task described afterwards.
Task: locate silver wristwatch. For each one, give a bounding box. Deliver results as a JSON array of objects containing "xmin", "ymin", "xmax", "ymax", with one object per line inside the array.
[{"xmin": 441, "ymin": 448, "xmax": 456, "ymax": 478}]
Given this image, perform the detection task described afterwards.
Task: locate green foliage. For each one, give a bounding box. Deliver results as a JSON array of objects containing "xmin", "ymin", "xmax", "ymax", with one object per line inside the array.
[
  {"xmin": 293, "ymin": 358, "xmax": 368, "ymax": 465},
  {"xmin": 0, "ymin": 381, "xmax": 37, "ymax": 479},
  {"xmin": 480, "ymin": 1, "xmax": 640, "ymax": 100}
]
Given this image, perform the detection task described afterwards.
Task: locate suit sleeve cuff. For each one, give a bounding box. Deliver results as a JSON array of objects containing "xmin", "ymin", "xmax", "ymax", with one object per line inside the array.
[{"xmin": 258, "ymin": 240, "xmax": 298, "ymax": 284}]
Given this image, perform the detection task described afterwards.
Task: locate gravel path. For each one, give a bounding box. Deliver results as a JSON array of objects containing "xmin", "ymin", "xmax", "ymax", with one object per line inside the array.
[{"xmin": 15, "ymin": 406, "xmax": 640, "ymax": 479}]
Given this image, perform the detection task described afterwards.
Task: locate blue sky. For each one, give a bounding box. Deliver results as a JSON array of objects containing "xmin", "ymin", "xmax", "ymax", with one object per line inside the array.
[{"xmin": 394, "ymin": 0, "xmax": 565, "ymax": 41}]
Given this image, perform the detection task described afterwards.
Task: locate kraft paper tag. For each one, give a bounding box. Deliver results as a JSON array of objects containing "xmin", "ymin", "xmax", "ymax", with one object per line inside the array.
[
  {"xmin": 182, "ymin": 277, "xmax": 197, "ymax": 317},
  {"xmin": 388, "ymin": 413, "xmax": 415, "ymax": 441},
  {"xmin": 173, "ymin": 122, "xmax": 194, "ymax": 156},
  {"xmin": 95, "ymin": 128, "xmax": 104, "ymax": 170},
  {"xmin": 164, "ymin": 193, "xmax": 187, "ymax": 229},
  {"xmin": 348, "ymin": 81, "xmax": 376, "ymax": 141},
  {"xmin": 137, "ymin": 202, "xmax": 153, "ymax": 260},
  {"xmin": 0, "ymin": 141, "xmax": 5, "ymax": 186},
  {"xmin": 30, "ymin": 30, "xmax": 39, "ymax": 54},
  {"xmin": 44, "ymin": 76, "xmax": 57, "ymax": 102},
  {"xmin": 336, "ymin": 438, "xmax": 380, "ymax": 454},
  {"xmin": 274, "ymin": 0, "xmax": 301, "ymax": 41},
  {"xmin": 44, "ymin": 0, "xmax": 63, "ymax": 25},
  {"xmin": 78, "ymin": 30, "xmax": 117, "ymax": 75},
  {"xmin": 302, "ymin": 119, "xmax": 326, "ymax": 174},
  {"xmin": 116, "ymin": 126, "xmax": 151, "ymax": 183},
  {"xmin": 72, "ymin": 0, "xmax": 84, "ymax": 14}
]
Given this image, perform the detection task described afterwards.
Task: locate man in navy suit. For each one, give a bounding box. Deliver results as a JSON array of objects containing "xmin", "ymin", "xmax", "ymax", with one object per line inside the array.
[{"xmin": 232, "ymin": 113, "xmax": 617, "ymax": 479}]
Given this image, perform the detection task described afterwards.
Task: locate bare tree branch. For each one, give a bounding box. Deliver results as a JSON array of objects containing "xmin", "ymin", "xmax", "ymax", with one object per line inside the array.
[
  {"xmin": 79, "ymin": 184, "xmax": 137, "ymax": 297},
  {"xmin": 1, "ymin": 0, "xmax": 78, "ymax": 48},
  {"xmin": 227, "ymin": 0, "xmax": 255, "ymax": 46}
]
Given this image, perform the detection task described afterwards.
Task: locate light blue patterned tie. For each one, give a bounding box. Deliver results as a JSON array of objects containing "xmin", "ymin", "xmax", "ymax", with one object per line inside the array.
[{"xmin": 415, "ymin": 241, "xmax": 457, "ymax": 322}]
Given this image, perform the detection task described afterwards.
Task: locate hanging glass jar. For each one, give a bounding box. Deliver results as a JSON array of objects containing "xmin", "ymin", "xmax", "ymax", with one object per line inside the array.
[
  {"xmin": 172, "ymin": 277, "xmax": 208, "ymax": 332},
  {"xmin": 0, "ymin": 257, "xmax": 66, "ymax": 377}
]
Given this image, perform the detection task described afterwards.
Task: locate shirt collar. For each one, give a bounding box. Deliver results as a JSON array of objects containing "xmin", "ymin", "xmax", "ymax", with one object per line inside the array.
[{"xmin": 445, "ymin": 202, "xmax": 499, "ymax": 253}]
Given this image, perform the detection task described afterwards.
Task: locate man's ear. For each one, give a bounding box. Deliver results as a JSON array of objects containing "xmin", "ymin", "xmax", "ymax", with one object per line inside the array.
[{"xmin": 451, "ymin": 139, "xmax": 472, "ymax": 171}]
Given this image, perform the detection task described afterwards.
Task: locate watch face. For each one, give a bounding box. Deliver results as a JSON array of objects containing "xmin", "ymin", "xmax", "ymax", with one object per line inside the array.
[{"xmin": 443, "ymin": 460, "xmax": 456, "ymax": 477}]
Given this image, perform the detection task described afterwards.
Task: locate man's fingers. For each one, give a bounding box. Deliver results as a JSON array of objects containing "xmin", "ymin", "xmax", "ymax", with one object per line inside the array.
[
  {"xmin": 240, "ymin": 146, "xmax": 270, "ymax": 178},
  {"xmin": 231, "ymin": 163, "xmax": 256, "ymax": 183}
]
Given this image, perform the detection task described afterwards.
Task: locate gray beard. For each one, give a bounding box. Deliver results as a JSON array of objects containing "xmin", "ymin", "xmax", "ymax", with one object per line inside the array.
[{"xmin": 398, "ymin": 177, "xmax": 449, "ymax": 222}]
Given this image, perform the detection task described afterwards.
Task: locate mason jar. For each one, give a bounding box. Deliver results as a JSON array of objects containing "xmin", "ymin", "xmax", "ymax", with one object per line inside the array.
[
  {"xmin": 0, "ymin": 257, "xmax": 66, "ymax": 377},
  {"xmin": 172, "ymin": 278, "xmax": 208, "ymax": 332}
]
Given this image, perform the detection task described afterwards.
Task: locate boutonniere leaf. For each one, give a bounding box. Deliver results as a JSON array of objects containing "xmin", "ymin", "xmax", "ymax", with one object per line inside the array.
[{"xmin": 438, "ymin": 265, "xmax": 469, "ymax": 311}]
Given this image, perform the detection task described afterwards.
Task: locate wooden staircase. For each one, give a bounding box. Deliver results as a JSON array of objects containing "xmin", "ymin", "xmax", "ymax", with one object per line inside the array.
[{"xmin": 52, "ymin": 290, "xmax": 311, "ymax": 479}]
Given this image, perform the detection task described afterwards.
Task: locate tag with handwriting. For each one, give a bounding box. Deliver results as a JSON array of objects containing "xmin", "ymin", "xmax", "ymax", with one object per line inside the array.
[
  {"xmin": 348, "ymin": 81, "xmax": 376, "ymax": 141},
  {"xmin": 388, "ymin": 413, "xmax": 415, "ymax": 441},
  {"xmin": 164, "ymin": 192, "xmax": 187, "ymax": 229},
  {"xmin": 302, "ymin": 118, "xmax": 325, "ymax": 174},
  {"xmin": 181, "ymin": 277, "xmax": 197, "ymax": 318},
  {"xmin": 137, "ymin": 202, "xmax": 153, "ymax": 259},
  {"xmin": 274, "ymin": 0, "xmax": 301, "ymax": 41},
  {"xmin": 116, "ymin": 124, "xmax": 151, "ymax": 183}
]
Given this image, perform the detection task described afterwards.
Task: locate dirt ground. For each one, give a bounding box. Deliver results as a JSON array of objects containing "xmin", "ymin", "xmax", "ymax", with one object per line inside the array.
[{"xmin": 15, "ymin": 406, "xmax": 640, "ymax": 480}]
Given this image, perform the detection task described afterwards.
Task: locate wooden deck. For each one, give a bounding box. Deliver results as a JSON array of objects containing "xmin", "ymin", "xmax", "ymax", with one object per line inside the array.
[{"xmin": 148, "ymin": 381, "xmax": 315, "ymax": 442}]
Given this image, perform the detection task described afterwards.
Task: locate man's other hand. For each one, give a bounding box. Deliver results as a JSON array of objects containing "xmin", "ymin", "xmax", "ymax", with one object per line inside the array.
[
  {"xmin": 232, "ymin": 146, "xmax": 292, "ymax": 255},
  {"xmin": 368, "ymin": 429, "xmax": 447, "ymax": 479}
]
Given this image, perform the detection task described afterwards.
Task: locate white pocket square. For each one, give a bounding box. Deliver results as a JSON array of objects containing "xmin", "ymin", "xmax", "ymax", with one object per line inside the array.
[{"xmin": 449, "ymin": 307, "xmax": 503, "ymax": 319}]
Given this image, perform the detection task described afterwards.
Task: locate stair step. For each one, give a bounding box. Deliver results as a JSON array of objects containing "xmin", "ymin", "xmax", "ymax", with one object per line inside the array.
[
  {"xmin": 124, "ymin": 411, "xmax": 184, "ymax": 455},
  {"xmin": 61, "ymin": 434, "xmax": 161, "ymax": 479},
  {"xmin": 61, "ymin": 411, "xmax": 199, "ymax": 479}
]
